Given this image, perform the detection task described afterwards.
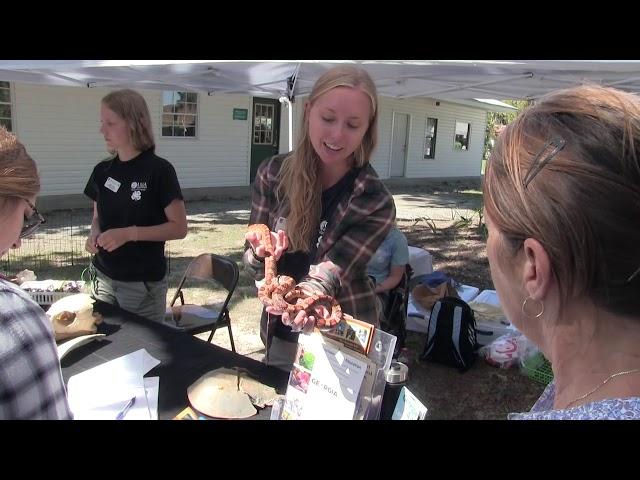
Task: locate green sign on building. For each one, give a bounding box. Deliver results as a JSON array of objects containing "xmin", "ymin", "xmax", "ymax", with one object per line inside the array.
[{"xmin": 233, "ymin": 108, "xmax": 248, "ymax": 121}]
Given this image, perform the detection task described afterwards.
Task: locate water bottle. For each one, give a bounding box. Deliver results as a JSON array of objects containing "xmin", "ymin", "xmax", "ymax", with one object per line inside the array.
[{"xmin": 379, "ymin": 361, "xmax": 408, "ymax": 420}]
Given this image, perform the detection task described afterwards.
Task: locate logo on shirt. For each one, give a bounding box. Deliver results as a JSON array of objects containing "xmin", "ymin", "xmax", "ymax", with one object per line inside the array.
[
  {"xmin": 316, "ymin": 220, "xmax": 328, "ymax": 248},
  {"xmin": 131, "ymin": 181, "xmax": 147, "ymax": 191},
  {"xmin": 131, "ymin": 190, "xmax": 142, "ymax": 201}
]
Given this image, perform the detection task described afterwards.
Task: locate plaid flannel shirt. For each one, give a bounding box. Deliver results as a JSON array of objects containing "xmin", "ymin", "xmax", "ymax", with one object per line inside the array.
[
  {"xmin": 0, "ymin": 279, "xmax": 73, "ymax": 419},
  {"xmin": 243, "ymin": 154, "xmax": 396, "ymax": 325}
]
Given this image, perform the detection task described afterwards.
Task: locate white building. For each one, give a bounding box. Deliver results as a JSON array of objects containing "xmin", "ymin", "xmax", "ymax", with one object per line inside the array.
[{"xmin": 1, "ymin": 80, "xmax": 512, "ymax": 211}]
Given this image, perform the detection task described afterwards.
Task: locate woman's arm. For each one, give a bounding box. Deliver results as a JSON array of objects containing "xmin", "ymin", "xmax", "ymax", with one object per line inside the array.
[
  {"xmin": 85, "ymin": 202, "xmax": 101, "ymax": 254},
  {"xmin": 375, "ymin": 264, "xmax": 406, "ymax": 293},
  {"xmin": 135, "ymin": 199, "xmax": 188, "ymax": 241},
  {"xmin": 243, "ymin": 158, "xmax": 279, "ymax": 280},
  {"xmin": 95, "ymin": 199, "xmax": 187, "ymax": 252}
]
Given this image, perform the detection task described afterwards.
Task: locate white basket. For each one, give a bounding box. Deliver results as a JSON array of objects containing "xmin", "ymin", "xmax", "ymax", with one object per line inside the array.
[
  {"xmin": 21, "ymin": 280, "xmax": 86, "ymax": 306},
  {"xmin": 28, "ymin": 291, "xmax": 76, "ymax": 306}
]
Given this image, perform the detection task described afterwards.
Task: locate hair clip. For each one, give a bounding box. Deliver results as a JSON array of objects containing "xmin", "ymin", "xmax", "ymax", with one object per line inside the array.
[{"xmin": 523, "ymin": 137, "xmax": 566, "ymax": 189}]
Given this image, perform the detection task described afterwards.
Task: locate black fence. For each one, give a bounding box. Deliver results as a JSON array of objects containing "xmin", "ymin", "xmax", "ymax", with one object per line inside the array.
[
  {"xmin": 2, "ymin": 210, "xmax": 92, "ymax": 275},
  {"xmin": 2, "ymin": 209, "xmax": 171, "ymax": 277}
]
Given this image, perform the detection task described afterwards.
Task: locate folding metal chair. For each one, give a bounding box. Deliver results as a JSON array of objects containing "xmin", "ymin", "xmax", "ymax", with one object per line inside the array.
[{"xmin": 165, "ymin": 253, "xmax": 238, "ymax": 352}]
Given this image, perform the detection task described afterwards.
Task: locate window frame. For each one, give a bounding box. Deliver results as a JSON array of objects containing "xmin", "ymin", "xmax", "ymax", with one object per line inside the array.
[
  {"xmin": 0, "ymin": 81, "xmax": 14, "ymax": 132},
  {"xmin": 160, "ymin": 90, "xmax": 199, "ymax": 139},
  {"xmin": 423, "ymin": 116, "xmax": 438, "ymax": 159},
  {"xmin": 453, "ymin": 120, "xmax": 471, "ymax": 151}
]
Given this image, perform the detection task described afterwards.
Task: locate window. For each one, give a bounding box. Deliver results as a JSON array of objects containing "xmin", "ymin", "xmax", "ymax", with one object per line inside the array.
[
  {"xmin": 424, "ymin": 117, "xmax": 438, "ymax": 159},
  {"xmin": 162, "ymin": 91, "xmax": 198, "ymax": 137},
  {"xmin": 453, "ymin": 121, "xmax": 471, "ymax": 151},
  {"xmin": 253, "ymin": 103, "xmax": 275, "ymax": 145},
  {"xmin": 0, "ymin": 81, "xmax": 12, "ymax": 131}
]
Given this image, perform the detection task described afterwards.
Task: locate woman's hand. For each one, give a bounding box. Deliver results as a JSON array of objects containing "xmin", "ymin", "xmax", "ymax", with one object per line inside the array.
[
  {"xmin": 268, "ymin": 295, "xmax": 332, "ymax": 333},
  {"xmin": 96, "ymin": 227, "xmax": 134, "ymax": 252},
  {"xmin": 85, "ymin": 232, "xmax": 100, "ymax": 254},
  {"xmin": 245, "ymin": 229, "xmax": 288, "ymax": 261}
]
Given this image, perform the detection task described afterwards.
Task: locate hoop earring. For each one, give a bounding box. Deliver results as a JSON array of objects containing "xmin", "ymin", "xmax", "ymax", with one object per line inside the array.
[{"xmin": 522, "ymin": 296, "xmax": 544, "ymax": 318}]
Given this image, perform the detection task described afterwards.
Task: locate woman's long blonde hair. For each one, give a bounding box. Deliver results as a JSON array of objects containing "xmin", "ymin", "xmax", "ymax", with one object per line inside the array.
[{"xmin": 277, "ymin": 66, "xmax": 378, "ymax": 251}]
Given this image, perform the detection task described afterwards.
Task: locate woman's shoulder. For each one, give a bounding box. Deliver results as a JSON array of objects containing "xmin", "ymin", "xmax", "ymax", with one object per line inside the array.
[
  {"xmin": 509, "ymin": 397, "xmax": 640, "ymax": 420},
  {"xmin": 255, "ymin": 153, "xmax": 290, "ymax": 181},
  {"xmin": 91, "ymin": 155, "xmax": 117, "ymax": 173},
  {"xmin": 352, "ymin": 164, "xmax": 393, "ymax": 202},
  {"xmin": 0, "ymin": 280, "xmax": 52, "ymax": 342},
  {"xmin": 145, "ymin": 150, "xmax": 175, "ymax": 168},
  {"xmin": 262, "ymin": 153, "xmax": 289, "ymax": 171},
  {"xmin": 0, "ymin": 278, "xmax": 35, "ymax": 304}
]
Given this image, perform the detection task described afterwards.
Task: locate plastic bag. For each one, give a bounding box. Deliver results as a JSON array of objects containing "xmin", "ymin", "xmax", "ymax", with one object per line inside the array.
[
  {"xmin": 479, "ymin": 332, "xmax": 538, "ymax": 369},
  {"xmin": 16, "ymin": 269, "xmax": 37, "ymax": 284}
]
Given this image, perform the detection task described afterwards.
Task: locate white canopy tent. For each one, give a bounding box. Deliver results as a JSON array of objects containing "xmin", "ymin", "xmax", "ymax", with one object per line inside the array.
[{"xmin": 2, "ymin": 60, "xmax": 640, "ymax": 101}]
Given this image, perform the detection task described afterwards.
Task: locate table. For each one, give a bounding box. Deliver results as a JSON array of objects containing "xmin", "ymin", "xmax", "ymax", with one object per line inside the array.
[{"xmin": 60, "ymin": 301, "xmax": 289, "ymax": 420}]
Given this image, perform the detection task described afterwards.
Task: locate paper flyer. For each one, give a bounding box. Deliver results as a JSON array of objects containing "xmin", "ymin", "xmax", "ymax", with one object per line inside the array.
[
  {"xmin": 391, "ymin": 386, "xmax": 428, "ymax": 420},
  {"xmin": 281, "ymin": 332, "xmax": 368, "ymax": 420}
]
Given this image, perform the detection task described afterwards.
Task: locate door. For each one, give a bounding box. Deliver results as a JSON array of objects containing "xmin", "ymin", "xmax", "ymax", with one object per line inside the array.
[
  {"xmin": 390, "ymin": 112, "xmax": 409, "ymax": 177},
  {"xmin": 250, "ymin": 97, "xmax": 281, "ymax": 183}
]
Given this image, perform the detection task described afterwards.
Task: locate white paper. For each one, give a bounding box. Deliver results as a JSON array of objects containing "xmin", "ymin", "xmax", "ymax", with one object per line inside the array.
[
  {"xmin": 281, "ymin": 333, "xmax": 367, "ymax": 420},
  {"xmin": 67, "ymin": 349, "xmax": 160, "ymax": 420},
  {"xmin": 391, "ymin": 386, "xmax": 428, "ymax": 420}
]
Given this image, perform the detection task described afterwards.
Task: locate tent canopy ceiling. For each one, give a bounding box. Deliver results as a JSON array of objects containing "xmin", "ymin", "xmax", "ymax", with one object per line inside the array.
[{"xmin": 2, "ymin": 60, "xmax": 640, "ymax": 102}]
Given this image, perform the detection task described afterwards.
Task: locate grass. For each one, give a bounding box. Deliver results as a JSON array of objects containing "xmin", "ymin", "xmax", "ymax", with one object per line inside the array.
[{"xmin": 4, "ymin": 185, "xmax": 546, "ymax": 418}]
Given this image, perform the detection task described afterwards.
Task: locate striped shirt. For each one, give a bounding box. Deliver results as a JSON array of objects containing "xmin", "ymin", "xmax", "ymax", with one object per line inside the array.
[
  {"xmin": 0, "ymin": 279, "xmax": 73, "ymax": 419},
  {"xmin": 243, "ymin": 154, "xmax": 396, "ymax": 326}
]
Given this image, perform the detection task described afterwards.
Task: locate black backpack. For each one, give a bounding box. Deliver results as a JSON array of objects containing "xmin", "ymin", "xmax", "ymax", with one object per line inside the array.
[{"xmin": 420, "ymin": 296, "xmax": 478, "ymax": 371}]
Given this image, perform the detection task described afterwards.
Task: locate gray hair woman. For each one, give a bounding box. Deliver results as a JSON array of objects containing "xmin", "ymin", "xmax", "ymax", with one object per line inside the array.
[{"xmin": 483, "ymin": 85, "xmax": 640, "ymax": 419}]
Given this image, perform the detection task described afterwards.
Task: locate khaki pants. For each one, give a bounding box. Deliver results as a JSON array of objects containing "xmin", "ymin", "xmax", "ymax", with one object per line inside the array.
[{"xmin": 90, "ymin": 264, "xmax": 168, "ymax": 323}]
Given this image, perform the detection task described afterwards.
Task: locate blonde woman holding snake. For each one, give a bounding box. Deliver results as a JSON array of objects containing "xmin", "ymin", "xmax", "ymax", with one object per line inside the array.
[{"xmin": 243, "ymin": 66, "xmax": 395, "ymax": 371}]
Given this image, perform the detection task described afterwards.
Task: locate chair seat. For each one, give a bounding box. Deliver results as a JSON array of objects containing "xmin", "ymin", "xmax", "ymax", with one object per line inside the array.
[
  {"xmin": 167, "ymin": 253, "xmax": 238, "ymax": 351},
  {"xmin": 164, "ymin": 304, "xmax": 225, "ymax": 333}
]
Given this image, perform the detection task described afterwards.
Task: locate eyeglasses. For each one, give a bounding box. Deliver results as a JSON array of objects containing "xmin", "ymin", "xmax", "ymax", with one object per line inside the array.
[
  {"xmin": 20, "ymin": 198, "xmax": 46, "ymax": 239},
  {"xmin": 522, "ymin": 137, "xmax": 566, "ymax": 189}
]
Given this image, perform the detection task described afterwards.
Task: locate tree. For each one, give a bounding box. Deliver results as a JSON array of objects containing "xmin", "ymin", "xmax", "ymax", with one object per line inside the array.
[{"xmin": 482, "ymin": 100, "xmax": 531, "ymax": 173}]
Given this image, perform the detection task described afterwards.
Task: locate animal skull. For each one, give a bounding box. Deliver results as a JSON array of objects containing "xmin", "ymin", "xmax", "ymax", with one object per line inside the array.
[{"xmin": 46, "ymin": 293, "xmax": 103, "ymax": 341}]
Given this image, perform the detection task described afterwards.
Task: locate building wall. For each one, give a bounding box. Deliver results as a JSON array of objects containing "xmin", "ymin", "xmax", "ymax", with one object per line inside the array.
[
  {"xmin": 9, "ymin": 82, "xmax": 487, "ymax": 208},
  {"xmin": 12, "ymin": 83, "xmax": 253, "ymax": 198},
  {"xmin": 279, "ymin": 95, "xmax": 486, "ymax": 179}
]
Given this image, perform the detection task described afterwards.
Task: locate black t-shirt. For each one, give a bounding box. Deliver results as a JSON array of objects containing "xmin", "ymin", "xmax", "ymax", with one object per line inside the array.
[
  {"xmin": 84, "ymin": 149, "xmax": 183, "ymax": 282},
  {"xmin": 272, "ymin": 167, "xmax": 360, "ymax": 340}
]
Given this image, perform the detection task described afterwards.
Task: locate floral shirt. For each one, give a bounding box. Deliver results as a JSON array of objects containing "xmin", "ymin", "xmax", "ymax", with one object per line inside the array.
[{"xmin": 508, "ymin": 380, "xmax": 640, "ymax": 420}]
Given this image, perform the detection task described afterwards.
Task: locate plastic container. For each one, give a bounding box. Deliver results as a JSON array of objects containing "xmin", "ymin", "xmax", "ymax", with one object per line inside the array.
[
  {"xmin": 521, "ymin": 352, "xmax": 554, "ymax": 386},
  {"xmin": 28, "ymin": 291, "xmax": 75, "ymax": 306},
  {"xmin": 475, "ymin": 319, "xmax": 515, "ymax": 346}
]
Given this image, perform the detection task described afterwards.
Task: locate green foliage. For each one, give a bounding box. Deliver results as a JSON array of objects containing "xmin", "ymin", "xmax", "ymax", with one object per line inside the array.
[
  {"xmin": 483, "ymin": 99, "xmax": 532, "ymax": 165},
  {"xmin": 413, "ymin": 215, "xmax": 438, "ymax": 234}
]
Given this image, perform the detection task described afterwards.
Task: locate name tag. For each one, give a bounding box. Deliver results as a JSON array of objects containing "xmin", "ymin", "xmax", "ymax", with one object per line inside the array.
[{"xmin": 104, "ymin": 177, "xmax": 121, "ymax": 193}]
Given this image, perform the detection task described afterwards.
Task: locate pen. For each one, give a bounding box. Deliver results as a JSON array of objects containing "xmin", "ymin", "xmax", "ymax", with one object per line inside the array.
[{"xmin": 115, "ymin": 396, "xmax": 136, "ymax": 420}]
